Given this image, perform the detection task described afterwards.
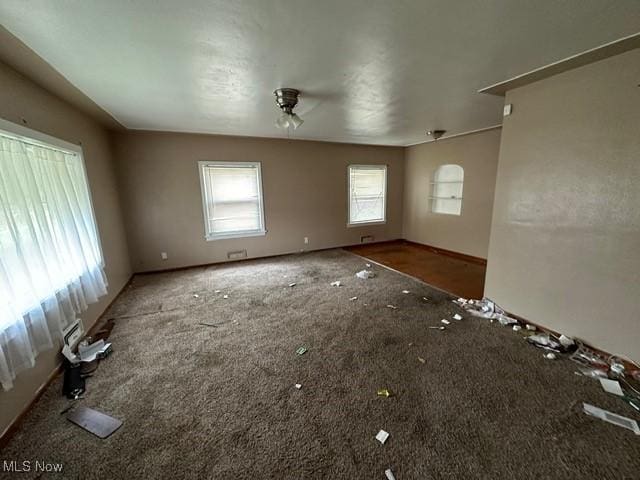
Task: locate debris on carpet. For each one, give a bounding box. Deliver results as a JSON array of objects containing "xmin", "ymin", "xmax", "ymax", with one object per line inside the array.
[
  {"xmin": 375, "ymin": 429, "xmax": 390, "ymax": 444},
  {"xmin": 385, "ymin": 469, "xmax": 396, "ymax": 480},
  {"xmin": 583, "ymin": 403, "xmax": 640, "ymax": 435},
  {"xmin": 386, "ymin": 304, "xmax": 397, "ymax": 310},
  {"xmin": 377, "ymin": 388, "xmax": 392, "ymax": 398},
  {"xmin": 296, "ymin": 346, "xmax": 308, "ymax": 355},
  {"xmin": 356, "ymin": 269, "xmax": 376, "ymax": 279},
  {"xmin": 330, "ymin": 280, "xmax": 342, "ymax": 287},
  {"xmin": 67, "ymin": 406, "xmax": 123, "ymax": 439}
]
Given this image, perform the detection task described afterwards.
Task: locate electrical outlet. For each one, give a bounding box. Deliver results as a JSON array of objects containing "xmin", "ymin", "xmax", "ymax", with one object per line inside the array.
[
  {"xmin": 161, "ymin": 252, "xmax": 168, "ymax": 260},
  {"xmin": 503, "ymin": 104, "xmax": 513, "ymax": 116},
  {"xmin": 304, "ymin": 237, "xmax": 309, "ymax": 244}
]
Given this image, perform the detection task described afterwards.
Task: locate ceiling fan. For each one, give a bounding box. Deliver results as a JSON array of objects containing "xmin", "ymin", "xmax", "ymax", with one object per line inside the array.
[{"xmin": 274, "ymin": 88, "xmax": 304, "ymax": 130}]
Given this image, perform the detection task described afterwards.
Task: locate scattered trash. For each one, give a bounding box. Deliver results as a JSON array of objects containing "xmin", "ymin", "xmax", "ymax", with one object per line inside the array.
[
  {"xmin": 570, "ymin": 346, "xmax": 609, "ymax": 369},
  {"xmin": 408, "ymin": 342, "xmax": 413, "ymax": 346},
  {"xmin": 385, "ymin": 469, "xmax": 396, "ymax": 480},
  {"xmin": 193, "ymin": 294, "xmax": 199, "ymax": 298},
  {"xmin": 513, "ymin": 325, "xmax": 522, "ymax": 332},
  {"xmin": 375, "ymin": 429, "xmax": 390, "ymax": 444},
  {"xmin": 453, "ymin": 314, "xmax": 462, "ymax": 321},
  {"xmin": 600, "ymin": 378, "xmax": 624, "ymax": 397},
  {"xmin": 67, "ymin": 406, "xmax": 123, "ymax": 439},
  {"xmin": 366, "ymin": 263, "xmax": 372, "ymax": 268},
  {"xmin": 527, "ymin": 333, "xmax": 575, "ymax": 353},
  {"xmin": 402, "ymin": 290, "xmax": 410, "ymax": 294},
  {"xmin": 62, "ymin": 345, "xmax": 80, "ymax": 364},
  {"xmin": 288, "ymin": 283, "xmax": 297, "ymax": 287},
  {"xmin": 377, "ymin": 388, "xmax": 393, "ymax": 397},
  {"xmin": 330, "ymin": 281, "xmax": 342, "ymax": 287},
  {"xmin": 441, "ymin": 319, "xmax": 450, "ymax": 325},
  {"xmin": 609, "ymin": 360, "xmax": 626, "ymax": 378},
  {"xmin": 575, "ymin": 367, "xmax": 608, "ymax": 378},
  {"xmin": 544, "ymin": 353, "xmax": 557, "ymax": 360},
  {"xmin": 296, "ymin": 346, "xmax": 308, "ymax": 355},
  {"xmin": 349, "ymin": 296, "xmax": 358, "ymax": 301},
  {"xmin": 418, "ymin": 357, "xmax": 426, "ymax": 363},
  {"xmin": 422, "ymin": 297, "xmax": 429, "ymax": 301},
  {"xmin": 526, "ymin": 324, "xmax": 537, "ymax": 331},
  {"xmin": 460, "ymin": 297, "xmax": 518, "ymax": 325},
  {"xmin": 356, "ymin": 270, "xmax": 376, "ymax": 279},
  {"xmin": 386, "ymin": 305, "xmax": 397, "ymax": 310},
  {"xmin": 214, "ymin": 289, "xmax": 221, "ymax": 293},
  {"xmin": 559, "ymin": 334, "xmax": 575, "ymax": 349},
  {"xmin": 78, "ymin": 339, "xmax": 112, "ymax": 363},
  {"xmin": 223, "ymin": 294, "xmax": 229, "ymax": 299},
  {"xmin": 429, "ymin": 326, "xmax": 445, "ymax": 330},
  {"xmin": 583, "ymin": 403, "xmax": 640, "ymax": 435},
  {"xmin": 295, "ymin": 384, "xmax": 302, "ymax": 390}
]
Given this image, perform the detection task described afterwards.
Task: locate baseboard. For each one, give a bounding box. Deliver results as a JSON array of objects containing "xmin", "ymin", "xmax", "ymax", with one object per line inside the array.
[
  {"xmin": 400, "ymin": 239, "xmax": 487, "ymax": 266},
  {"xmin": 135, "ymin": 239, "xmax": 403, "ymax": 275},
  {"xmin": 0, "ymin": 273, "xmax": 134, "ymax": 448}
]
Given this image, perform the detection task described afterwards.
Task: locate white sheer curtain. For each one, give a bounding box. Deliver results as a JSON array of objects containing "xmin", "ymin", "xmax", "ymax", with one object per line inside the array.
[{"xmin": 0, "ymin": 132, "xmax": 107, "ymax": 391}]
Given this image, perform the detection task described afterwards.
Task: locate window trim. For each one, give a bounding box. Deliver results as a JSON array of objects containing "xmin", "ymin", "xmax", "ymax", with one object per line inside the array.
[
  {"xmin": 347, "ymin": 164, "xmax": 388, "ymax": 227},
  {"xmin": 0, "ymin": 118, "xmax": 105, "ymax": 266},
  {"xmin": 198, "ymin": 161, "xmax": 267, "ymax": 241}
]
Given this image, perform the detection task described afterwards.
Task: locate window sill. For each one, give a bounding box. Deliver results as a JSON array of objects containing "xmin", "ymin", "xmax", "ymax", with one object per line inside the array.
[
  {"xmin": 347, "ymin": 220, "xmax": 386, "ymax": 228},
  {"xmin": 205, "ymin": 230, "xmax": 267, "ymax": 242}
]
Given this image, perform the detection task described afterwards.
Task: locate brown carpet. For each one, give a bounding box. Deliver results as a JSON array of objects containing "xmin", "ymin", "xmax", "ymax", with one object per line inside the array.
[{"xmin": 2, "ymin": 249, "xmax": 639, "ymax": 479}]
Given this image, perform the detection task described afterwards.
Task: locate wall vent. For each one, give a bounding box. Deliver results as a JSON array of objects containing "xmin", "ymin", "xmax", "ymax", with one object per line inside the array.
[
  {"xmin": 227, "ymin": 250, "xmax": 248, "ymax": 260},
  {"xmin": 63, "ymin": 319, "xmax": 84, "ymax": 347},
  {"xmin": 360, "ymin": 235, "xmax": 375, "ymax": 243}
]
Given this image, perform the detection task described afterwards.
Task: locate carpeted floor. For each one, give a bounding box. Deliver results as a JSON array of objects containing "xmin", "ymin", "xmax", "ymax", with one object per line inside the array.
[{"xmin": 2, "ymin": 249, "xmax": 639, "ymax": 479}]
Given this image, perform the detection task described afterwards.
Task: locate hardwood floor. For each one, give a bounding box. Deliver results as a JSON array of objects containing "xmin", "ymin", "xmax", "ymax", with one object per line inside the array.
[{"xmin": 344, "ymin": 240, "xmax": 486, "ymax": 299}]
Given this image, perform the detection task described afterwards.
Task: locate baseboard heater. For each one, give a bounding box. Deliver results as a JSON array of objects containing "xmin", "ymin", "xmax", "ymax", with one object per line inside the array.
[{"xmin": 227, "ymin": 250, "xmax": 247, "ymax": 260}]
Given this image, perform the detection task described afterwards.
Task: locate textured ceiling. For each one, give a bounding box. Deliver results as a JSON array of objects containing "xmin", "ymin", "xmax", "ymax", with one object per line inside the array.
[{"xmin": 1, "ymin": 0, "xmax": 639, "ymax": 145}]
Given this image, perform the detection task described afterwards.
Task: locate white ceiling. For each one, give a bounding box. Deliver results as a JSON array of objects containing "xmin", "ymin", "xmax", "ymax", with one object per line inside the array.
[{"xmin": 1, "ymin": 1, "xmax": 639, "ymax": 146}]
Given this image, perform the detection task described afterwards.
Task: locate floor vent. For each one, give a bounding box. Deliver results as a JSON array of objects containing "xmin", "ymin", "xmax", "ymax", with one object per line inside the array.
[{"xmin": 227, "ymin": 250, "xmax": 247, "ymax": 260}]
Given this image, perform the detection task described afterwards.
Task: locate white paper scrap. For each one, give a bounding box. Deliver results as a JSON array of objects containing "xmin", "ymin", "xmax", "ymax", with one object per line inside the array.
[
  {"xmin": 366, "ymin": 263, "xmax": 372, "ymax": 268},
  {"xmin": 295, "ymin": 384, "xmax": 302, "ymax": 390},
  {"xmin": 375, "ymin": 430, "xmax": 389, "ymax": 444},
  {"xmin": 214, "ymin": 290, "xmax": 221, "ymax": 293},
  {"xmin": 599, "ymin": 378, "xmax": 624, "ymax": 397},
  {"xmin": 453, "ymin": 314, "xmax": 462, "ymax": 320},
  {"xmin": 422, "ymin": 297, "xmax": 429, "ymax": 301},
  {"xmin": 223, "ymin": 294, "xmax": 229, "ymax": 299},
  {"xmin": 193, "ymin": 294, "xmax": 199, "ymax": 298},
  {"xmin": 386, "ymin": 305, "xmax": 397, "ymax": 310},
  {"xmin": 330, "ymin": 281, "xmax": 342, "ymax": 287},
  {"xmin": 583, "ymin": 403, "xmax": 640, "ymax": 435},
  {"xmin": 402, "ymin": 290, "xmax": 410, "ymax": 294},
  {"xmin": 288, "ymin": 283, "xmax": 297, "ymax": 287},
  {"xmin": 385, "ymin": 469, "xmax": 396, "ymax": 480},
  {"xmin": 441, "ymin": 319, "xmax": 450, "ymax": 325},
  {"xmin": 349, "ymin": 297, "xmax": 358, "ymax": 301}
]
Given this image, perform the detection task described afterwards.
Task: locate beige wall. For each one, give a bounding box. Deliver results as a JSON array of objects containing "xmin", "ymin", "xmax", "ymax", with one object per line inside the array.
[
  {"xmin": 485, "ymin": 49, "xmax": 640, "ymax": 362},
  {"xmin": 402, "ymin": 128, "xmax": 501, "ymax": 259},
  {"xmin": 112, "ymin": 131, "xmax": 404, "ymax": 271},
  {"xmin": 0, "ymin": 61, "xmax": 131, "ymax": 435}
]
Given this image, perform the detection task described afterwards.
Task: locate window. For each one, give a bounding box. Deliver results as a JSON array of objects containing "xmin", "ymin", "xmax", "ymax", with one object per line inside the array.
[
  {"xmin": 431, "ymin": 164, "xmax": 464, "ymax": 215},
  {"xmin": 348, "ymin": 165, "xmax": 387, "ymax": 225},
  {"xmin": 0, "ymin": 119, "xmax": 106, "ymax": 390},
  {"xmin": 199, "ymin": 161, "xmax": 266, "ymax": 240}
]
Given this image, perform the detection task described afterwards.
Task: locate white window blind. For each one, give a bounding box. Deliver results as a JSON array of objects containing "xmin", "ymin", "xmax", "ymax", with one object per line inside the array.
[
  {"xmin": 348, "ymin": 165, "xmax": 387, "ymax": 225},
  {"xmin": 0, "ymin": 123, "xmax": 106, "ymax": 391},
  {"xmin": 199, "ymin": 162, "xmax": 266, "ymax": 240},
  {"xmin": 431, "ymin": 164, "xmax": 464, "ymax": 215}
]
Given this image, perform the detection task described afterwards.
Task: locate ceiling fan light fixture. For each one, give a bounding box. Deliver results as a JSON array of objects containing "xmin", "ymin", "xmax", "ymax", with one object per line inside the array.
[{"xmin": 274, "ymin": 88, "xmax": 303, "ymax": 130}]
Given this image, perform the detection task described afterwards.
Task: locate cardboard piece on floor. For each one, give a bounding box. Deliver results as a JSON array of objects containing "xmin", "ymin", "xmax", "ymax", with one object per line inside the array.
[
  {"xmin": 583, "ymin": 403, "xmax": 640, "ymax": 435},
  {"xmin": 67, "ymin": 406, "xmax": 122, "ymax": 439},
  {"xmin": 599, "ymin": 378, "xmax": 624, "ymax": 397}
]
